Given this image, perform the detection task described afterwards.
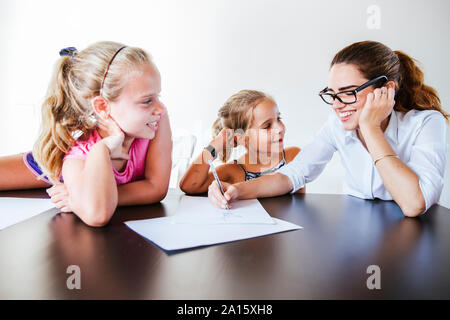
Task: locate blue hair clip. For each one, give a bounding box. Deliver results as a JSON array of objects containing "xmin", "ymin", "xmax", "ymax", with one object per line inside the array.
[{"xmin": 59, "ymin": 47, "xmax": 78, "ymax": 62}]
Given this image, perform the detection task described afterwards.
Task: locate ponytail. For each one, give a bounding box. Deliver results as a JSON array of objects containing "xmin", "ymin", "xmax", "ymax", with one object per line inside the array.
[
  {"xmin": 210, "ymin": 117, "xmax": 227, "ymax": 162},
  {"xmin": 394, "ymin": 50, "xmax": 448, "ymax": 120},
  {"xmin": 212, "ymin": 117, "xmax": 223, "ymax": 139},
  {"xmin": 33, "ymin": 56, "xmax": 82, "ymax": 183},
  {"xmin": 212, "ymin": 116, "xmax": 237, "ymax": 163}
]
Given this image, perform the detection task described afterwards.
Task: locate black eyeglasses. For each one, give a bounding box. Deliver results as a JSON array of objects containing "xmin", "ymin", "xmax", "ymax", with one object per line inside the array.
[{"xmin": 319, "ymin": 75, "xmax": 388, "ymax": 105}]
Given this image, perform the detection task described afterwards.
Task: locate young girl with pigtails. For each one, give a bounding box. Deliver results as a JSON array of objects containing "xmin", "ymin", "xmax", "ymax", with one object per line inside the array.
[{"xmin": 0, "ymin": 41, "xmax": 172, "ymax": 227}]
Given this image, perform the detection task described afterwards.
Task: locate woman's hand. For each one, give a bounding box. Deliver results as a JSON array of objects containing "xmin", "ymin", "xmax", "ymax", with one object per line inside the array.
[
  {"xmin": 97, "ymin": 113, "xmax": 130, "ymax": 160},
  {"xmin": 46, "ymin": 182, "xmax": 72, "ymax": 212},
  {"xmin": 359, "ymin": 87, "xmax": 395, "ymax": 129},
  {"xmin": 208, "ymin": 180, "xmax": 239, "ymax": 209}
]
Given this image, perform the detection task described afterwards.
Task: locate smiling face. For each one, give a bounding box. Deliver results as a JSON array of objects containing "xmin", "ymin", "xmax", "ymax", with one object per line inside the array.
[
  {"xmin": 326, "ymin": 63, "xmax": 374, "ymax": 131},
  {"xmin": 108, "ymin": 62, "xmax": 165, "ymax": 139},
  {"xmin": 245, "ymin": 98, "xmax": 285, "ymax": 157}
]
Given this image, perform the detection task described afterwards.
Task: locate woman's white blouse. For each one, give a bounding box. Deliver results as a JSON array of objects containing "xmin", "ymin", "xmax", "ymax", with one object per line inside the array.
[{"xmin": 277, "ymin": 109, "xmax": 447, "ymax": 211}]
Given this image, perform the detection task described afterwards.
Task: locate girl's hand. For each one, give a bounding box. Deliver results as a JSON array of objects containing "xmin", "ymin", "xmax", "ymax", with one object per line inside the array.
[
  {"xmin": 359, "ymin": 87, "xmax": 395, "ymax": 130},
  {"xmin": 97, "ymin": 113, "xmax": 130, "ymax": 160},
  {"xmin": 46, "ymin": 182, "xmax": 72, "ymax": 212},
  {"xmin": 208, "ymin": 180, "xmax": 239, "ymax": 209},
  {"xmin": 210, "ymin": 127, "xmax": 236, "ymax": 157}
]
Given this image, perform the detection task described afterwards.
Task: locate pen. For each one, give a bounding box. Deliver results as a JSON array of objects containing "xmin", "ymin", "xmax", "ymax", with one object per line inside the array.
[{"xmin": 208, "ymin": 160, "xmax": 230, "ymax": 210}]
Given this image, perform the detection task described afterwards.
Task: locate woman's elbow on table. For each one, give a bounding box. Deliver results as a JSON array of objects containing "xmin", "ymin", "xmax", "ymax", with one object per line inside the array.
[{"xmin": 399, "ymin": 199, "xmax": 426, "ymax": 218}]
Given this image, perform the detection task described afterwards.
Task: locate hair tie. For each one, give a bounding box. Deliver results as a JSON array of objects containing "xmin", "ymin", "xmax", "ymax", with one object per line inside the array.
[{"xmin": 59, "ymin": 47, "xmax": 78, "ymax": 63}]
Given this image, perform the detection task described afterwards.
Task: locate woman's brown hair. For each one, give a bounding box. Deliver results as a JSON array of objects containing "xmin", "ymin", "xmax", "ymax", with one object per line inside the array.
[{"xmin": 331, "ymin": 41, "xmax": 448, "ymax": 121}]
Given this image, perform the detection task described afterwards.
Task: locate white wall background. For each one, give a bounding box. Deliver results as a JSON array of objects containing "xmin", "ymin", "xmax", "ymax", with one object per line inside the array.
[{"xmin": 0, "ymin": 0, "xmax": 449, "ymax": 207}]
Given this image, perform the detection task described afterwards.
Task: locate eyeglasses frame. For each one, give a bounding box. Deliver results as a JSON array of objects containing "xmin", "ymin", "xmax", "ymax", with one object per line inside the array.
[{"xmin": 318, "ymin": 75, "xmax": 388, "ymax": 105}]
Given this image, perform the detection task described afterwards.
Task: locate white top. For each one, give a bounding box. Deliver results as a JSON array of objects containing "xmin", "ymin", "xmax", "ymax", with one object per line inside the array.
[{"xmin": 277, "ymin": 109, "xmax": 447, "ymax": 211}]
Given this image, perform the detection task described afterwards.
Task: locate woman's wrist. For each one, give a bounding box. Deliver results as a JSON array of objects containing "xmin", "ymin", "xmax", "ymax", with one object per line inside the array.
[
  {"xmin": 359, "ymin": 123, "xmax": 395, "ymax": 163},
  {"xmin": 358, "ymin": 123, "xmax": 383, "ymax": 140},
  {"xmin": 359, "ymin": 121, "xmax": 381, "ymax": 132}
]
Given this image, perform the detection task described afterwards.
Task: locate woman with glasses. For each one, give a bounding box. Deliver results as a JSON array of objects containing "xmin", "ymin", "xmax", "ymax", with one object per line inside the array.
[{"xmin": 208, "ymin": 41, "xmax": 448, "ymax": 217}]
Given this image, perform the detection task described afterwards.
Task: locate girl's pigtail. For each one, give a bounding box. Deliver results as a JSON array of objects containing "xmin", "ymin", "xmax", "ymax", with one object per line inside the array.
[
  {"xmin": 211, "ymin": 117, "xmax": 223, "ymax": 139},
  {"xmin": 211, "ymin": 116, "xmax": 229, "ymax": 163},
  {"xmin": 33, "ymin": 56, "xmax": 77, "ymax": 183}
]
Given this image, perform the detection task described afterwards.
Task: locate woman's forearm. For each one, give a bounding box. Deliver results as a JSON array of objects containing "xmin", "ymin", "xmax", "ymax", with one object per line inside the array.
[
  {"xmin": 360, "ymin": 125, "xmax": 425, "ymax": 216},
  {"xmin": 235, "ymin": 172, "xmax": 293, "ymax": 199}
]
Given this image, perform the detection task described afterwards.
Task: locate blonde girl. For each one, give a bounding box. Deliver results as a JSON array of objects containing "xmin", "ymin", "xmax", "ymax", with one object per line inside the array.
[
  {"xmin": 179, "ymin": 89, "xmax": 304, "ymax": 197},
  {"xmin": 0, "ymin": 42, "xmax": 172, "ymax": 226}
]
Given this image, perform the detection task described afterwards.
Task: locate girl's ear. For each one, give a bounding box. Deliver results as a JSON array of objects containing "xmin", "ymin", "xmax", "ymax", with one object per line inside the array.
[{"xmin": 91, "ymin": 96, "xmax": 110, "ymax": 119}]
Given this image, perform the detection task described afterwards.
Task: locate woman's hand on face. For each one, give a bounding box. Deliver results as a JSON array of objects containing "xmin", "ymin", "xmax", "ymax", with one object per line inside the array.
[
  {"xmin": 208, "ymin": 180, "xmax": 239, "ymax": 209},
  {"xmin": 359, "ymin": 87, "xmax": 395, "ymax": 129},
  {"xmin": 210, "ymin": 127, "xmax": 236, "ymax": 156},
  {"xmin": 97, "ymin": 113, "xmax": 130, "ymax": 160},
  {"xmin": 46, "ymin": 182, "xmax": 72, "ymax": 212}
]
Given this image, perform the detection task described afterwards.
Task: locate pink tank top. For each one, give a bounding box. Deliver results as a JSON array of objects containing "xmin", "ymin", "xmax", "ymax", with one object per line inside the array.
[{"xmin": 64, "ymin": 130, "xmax": 150, "ymax": 185}]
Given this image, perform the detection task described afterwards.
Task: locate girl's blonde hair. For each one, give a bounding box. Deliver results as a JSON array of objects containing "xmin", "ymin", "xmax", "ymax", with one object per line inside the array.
[
  {"xmin": 212, "ymin": 89, "xmax": 272, "ymax": 162},
  {"xmin": 33, "ymin": 41, "xmax": 151, "ymax": 183}
]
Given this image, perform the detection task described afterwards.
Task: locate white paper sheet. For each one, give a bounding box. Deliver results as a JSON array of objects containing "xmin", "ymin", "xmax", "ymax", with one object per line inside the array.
[
  {"xmin": 171, "ymin": 195, "xmax": 275, "ymax": 225},
  {"xmin": 125, "ymin": 217, "xmax": 302, "ymax": 251},
  {"xmin": 0, "ymin": 197, "xmax": 55, "ymax": 230}
]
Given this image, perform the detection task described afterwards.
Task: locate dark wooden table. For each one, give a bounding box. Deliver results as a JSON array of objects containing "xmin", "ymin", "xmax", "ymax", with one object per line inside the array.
[{"xmin": 1, "ymin": 188, "xmax": 450, "ymax": 299}]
